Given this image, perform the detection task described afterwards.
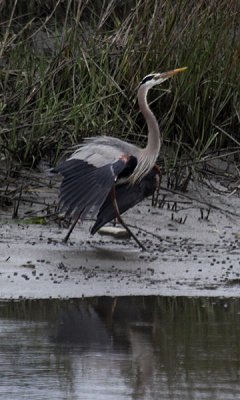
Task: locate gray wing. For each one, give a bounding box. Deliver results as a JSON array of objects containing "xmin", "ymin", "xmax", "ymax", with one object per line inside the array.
[{"xmin": 69, "ymin": 136, "xmax": 140, "ymax": 167}]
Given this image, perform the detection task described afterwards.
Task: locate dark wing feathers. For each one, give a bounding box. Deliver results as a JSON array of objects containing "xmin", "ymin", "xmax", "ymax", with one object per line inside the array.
[
  {"xmin": 55, "ymin": 158, "xmax": 127, "ymax": 219},
  {"xmin": 91, "ymin": 168, "xmax": 159, "ymax": 234},
  {"xmin": 55, "ymin": 154, "xmax": 157, "ymax": 233}
]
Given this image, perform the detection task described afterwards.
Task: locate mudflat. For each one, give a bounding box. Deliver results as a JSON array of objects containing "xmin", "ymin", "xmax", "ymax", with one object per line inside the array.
[{"xmin": 0, "ymin": 171, "xmax": 240, "ymax": 299}]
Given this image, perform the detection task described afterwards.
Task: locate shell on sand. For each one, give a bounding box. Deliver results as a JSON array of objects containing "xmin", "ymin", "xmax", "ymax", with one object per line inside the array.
[{"xmin": 97, "ymin": 226, "xmax": 130, "ymax": 238}]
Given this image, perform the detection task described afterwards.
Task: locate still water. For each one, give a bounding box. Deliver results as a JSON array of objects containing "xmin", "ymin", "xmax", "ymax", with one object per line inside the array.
[{"xmin": 0, "ymin": 297, "xmax": 240, "ymax": 400}]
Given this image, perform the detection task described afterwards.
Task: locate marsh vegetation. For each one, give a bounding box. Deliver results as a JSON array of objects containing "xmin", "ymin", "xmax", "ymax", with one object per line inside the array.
[{"xmin": 0, "ymin": 0, "xmax": 239, "ymax": 175}]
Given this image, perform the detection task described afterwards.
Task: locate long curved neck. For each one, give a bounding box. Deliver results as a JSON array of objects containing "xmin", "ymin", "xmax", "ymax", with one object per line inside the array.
[{"xmin": 137, "ymin": 85, "xmax": 161, "ymax": 157}]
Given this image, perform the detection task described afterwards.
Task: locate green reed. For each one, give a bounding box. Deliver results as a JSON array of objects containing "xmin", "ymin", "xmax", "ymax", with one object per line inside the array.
[{"xmin": 0, "ymin": 0, "xmax": 239, "ymax": 172}]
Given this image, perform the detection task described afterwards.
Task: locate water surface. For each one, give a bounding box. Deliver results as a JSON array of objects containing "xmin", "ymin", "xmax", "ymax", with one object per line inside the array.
[{"xmin": 0, "ymin": 297, "xmax": 240, "ymax": 400}]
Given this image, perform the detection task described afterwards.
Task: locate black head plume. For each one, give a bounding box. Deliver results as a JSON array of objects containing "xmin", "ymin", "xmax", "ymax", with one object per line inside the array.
[{"xmin": 140, "ymin": 74, "xmax": 154, "ymax": 86}]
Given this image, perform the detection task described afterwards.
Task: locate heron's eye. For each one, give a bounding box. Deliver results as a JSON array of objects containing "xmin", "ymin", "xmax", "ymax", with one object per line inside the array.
[{"xmin": 141, "ymin": 75, "xmax": 154, "ymax": 85}]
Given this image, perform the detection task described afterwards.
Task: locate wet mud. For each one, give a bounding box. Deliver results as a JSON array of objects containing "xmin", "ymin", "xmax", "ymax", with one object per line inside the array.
[{"xmin": 0, "ymin": 175, "xmax": 240, "ymax": 299}]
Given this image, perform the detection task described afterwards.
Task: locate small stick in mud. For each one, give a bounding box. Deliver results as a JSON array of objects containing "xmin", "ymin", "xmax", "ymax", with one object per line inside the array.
[
  {"xmin": 158, "ymin": 194, "xmax": 167, "ymax": 209},
  {"xmin": 171, "ymin": 213, "xmax": 187, "ymax": 224},
  {"xmin": 12, "ymin": 185, "xmax": 23, "ymax": 219},
  {"xmin": 199, "ymin": 207, "xmax": 211, "ymax": 221}
]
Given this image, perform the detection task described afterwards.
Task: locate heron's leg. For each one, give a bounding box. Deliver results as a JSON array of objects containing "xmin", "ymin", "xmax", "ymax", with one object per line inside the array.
[
  {"xmin": 63, "ymin": 210, "xmax": 82, "ymax": 243},
  {"xmin": 111, "ymin": 187, "xmax": 147, "ymax": 251}
]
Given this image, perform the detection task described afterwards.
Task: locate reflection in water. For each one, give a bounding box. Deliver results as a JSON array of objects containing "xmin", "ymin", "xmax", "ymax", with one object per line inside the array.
[{"xmin": 0, "ymin": 297, "xmax": 240, "ymax": 400}]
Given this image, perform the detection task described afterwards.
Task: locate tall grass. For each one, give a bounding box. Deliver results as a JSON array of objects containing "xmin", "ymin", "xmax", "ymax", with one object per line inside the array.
[{"xmin": 0, "ymin": 0, "xmax": 239, "ymax": 171}]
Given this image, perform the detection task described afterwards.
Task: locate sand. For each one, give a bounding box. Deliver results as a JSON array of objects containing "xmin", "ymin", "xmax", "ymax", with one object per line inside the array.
[{"xmin": 0, "ymin": 172, "xmax": 240, "ymax": 299}]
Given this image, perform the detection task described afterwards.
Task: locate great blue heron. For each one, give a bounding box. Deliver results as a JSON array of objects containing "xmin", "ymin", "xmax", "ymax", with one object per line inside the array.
[{"xmin": 55, "ymin": 67, "xmax": 187, "ymax": 250}]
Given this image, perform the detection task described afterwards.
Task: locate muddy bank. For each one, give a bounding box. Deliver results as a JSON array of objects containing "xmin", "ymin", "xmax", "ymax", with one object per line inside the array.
[{"xmin": 0, "ymin": 173, "xmax": 240, "ymax": 299}]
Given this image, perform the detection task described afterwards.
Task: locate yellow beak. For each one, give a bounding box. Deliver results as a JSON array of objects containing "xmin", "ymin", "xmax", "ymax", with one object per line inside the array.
[{"xmin": 157, "ymin": 66, "xmax": 187, "ymax": 80}]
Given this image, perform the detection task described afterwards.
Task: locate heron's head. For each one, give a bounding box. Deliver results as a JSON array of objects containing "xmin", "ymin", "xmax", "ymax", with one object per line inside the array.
[{"xmin": 140, "ymin": 67, "xmax": 187, "ymax": 89}]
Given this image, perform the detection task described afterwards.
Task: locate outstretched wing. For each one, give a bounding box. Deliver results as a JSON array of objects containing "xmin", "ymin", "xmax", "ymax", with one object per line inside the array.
[
  {"xmin": 55, "ymin": 154, "xmax": 138, "ymax": 221},
  {"xmin": 70, "ymin": 136, "xmax": 140, "ymax": 167},
  {"xmin": 91, "ymin": 167, "xmax": 160, "ymax": 234}
]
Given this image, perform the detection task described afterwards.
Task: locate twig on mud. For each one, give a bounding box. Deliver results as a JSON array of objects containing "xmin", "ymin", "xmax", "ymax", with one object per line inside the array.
[
  {"xmin": 199, "ymin": 208, "xmax": 211, "ymax": 221},
  {"xmin": 1, "ymin": 193, "xmax": 50, "ymax": 206},
  {"xmin": 12, "ymin": 184, "xmax": 23, "ymax": 218},
  {"xmin": 171, "ymin": 201, "xmax": 178, "ymax": 211},
  {"xmin": 158, "ymin": 194, "xmax": 167, "ymax": 208},
  {"xmin": 23, "ymin": 207, "xmax": 57, "ymax": 218},
  {"xmin": 18, "ymin": 197, "xmax": 55, "ymax": 206},
  {"xmin": 171, "ymin": 213, "xmax": 188, "ymax": 224},
  {"xmin": 127, "ymin": 223, "xmax": 172, "ymax": 244},
  {"xmin": 160, "ymin": 186, "xmax": 240, "ymax": 218}
]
